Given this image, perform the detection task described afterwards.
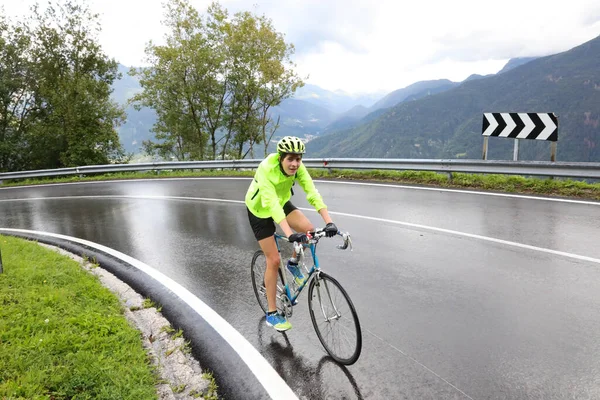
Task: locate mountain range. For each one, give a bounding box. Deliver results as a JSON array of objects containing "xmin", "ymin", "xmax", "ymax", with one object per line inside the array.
[
  {"xmin": 306, "ymin": 36, "xmax": 600, "ymax": 162},
  {"xmin": 112, "ymin": 37, "xmax": 598, "ymax": 163},
  {"xmin": 111, "ymin": 62, "xmax": 521, "ymax": 154}
]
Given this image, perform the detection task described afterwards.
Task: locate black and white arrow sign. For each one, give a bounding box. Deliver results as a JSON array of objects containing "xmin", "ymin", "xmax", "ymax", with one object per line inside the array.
[{"xmin": 482, "ymin": 113, "xmax": 558, "ymax": 141}]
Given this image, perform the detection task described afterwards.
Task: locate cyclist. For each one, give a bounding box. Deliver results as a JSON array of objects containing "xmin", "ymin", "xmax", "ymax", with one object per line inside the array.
[{"xmin": 245, "ymin": 136, "xmax": 338, "ymax": 331}]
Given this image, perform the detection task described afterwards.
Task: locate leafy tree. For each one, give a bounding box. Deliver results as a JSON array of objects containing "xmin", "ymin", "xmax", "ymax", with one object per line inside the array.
[
  {"xmin": 132, "ymin": 0, "xmax": 303, "ymax": 161},
  {"xmin": 0, "ymin": 1, "xmax": 127, "ymax": 172},
  {"xmin": 132, "ymin": 1, "xmax": 228, "ymax": 161},
  {"xmin": 0, "ymin": 15, "xmax": 35, "ymax": 171},
  {"xmin": 25, "ymin": 1, "xmax": 127, "ymax": 168}
]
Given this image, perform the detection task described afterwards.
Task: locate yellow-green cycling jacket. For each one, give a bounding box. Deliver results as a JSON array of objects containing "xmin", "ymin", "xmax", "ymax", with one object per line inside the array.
[{"xmin": 245, "ymin": 153, "xmax": 326, "ymax": 223}]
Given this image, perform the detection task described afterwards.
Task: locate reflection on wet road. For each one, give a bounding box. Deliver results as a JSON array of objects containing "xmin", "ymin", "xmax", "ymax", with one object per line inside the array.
[{"xmin": 2, "ymin": 178, "xmax": 600, "ymax": 399}]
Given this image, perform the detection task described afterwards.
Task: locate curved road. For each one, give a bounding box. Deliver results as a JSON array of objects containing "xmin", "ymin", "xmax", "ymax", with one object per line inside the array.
[{"xmin": 1, "ymin": 178, "xmax": 600, "ymax": 399}]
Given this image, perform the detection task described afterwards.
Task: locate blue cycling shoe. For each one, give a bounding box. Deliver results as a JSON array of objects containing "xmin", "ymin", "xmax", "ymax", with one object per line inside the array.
[
  {"xmin": 286, "ymin": 260, "xmax": 306, "ymax": 285},
  {"xmin": 266, "ymin": 312, "xmax": 292, "ymax": 331}
]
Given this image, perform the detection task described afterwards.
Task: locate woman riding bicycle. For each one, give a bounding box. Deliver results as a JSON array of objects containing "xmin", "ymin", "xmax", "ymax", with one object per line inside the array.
[{"xmin": 245, "ymin": 136, "xmax": 338, "ymax": 331}]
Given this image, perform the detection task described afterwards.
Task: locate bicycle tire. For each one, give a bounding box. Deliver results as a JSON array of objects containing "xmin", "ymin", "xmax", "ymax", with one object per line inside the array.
[
  {"xmin": 308, "ymin": 272, "xmax": 362, "ymax": 365},
  {"xmin": 250, "ymin": 250, "xmax": 285, "ymax": 314}
]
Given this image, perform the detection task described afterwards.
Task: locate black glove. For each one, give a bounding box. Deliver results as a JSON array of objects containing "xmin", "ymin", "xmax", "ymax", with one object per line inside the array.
[
  {"xmin": 288, "ymin": 233, "xmax": 308, "ymax": 243},
  {"xmin": 324, "ymin": 222, "xmax": 338, "ymax": 238}
]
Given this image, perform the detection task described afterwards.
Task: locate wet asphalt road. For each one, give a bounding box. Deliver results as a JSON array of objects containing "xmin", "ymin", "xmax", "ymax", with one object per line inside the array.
[{"xmin": 1, "ymin": 178, "xmax": 600, "ymax": 399}]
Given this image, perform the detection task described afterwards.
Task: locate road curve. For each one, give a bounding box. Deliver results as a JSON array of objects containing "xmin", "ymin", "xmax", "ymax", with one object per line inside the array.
[{"xmin": 1, "ymin": 178, "xmax": 600, "ymax": 399}]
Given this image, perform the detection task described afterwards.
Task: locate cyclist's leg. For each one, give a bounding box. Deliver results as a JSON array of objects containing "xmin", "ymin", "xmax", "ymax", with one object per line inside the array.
[
  {"xmin": 248, "ymin": 208, "xmax": 281, "ymax": 312},
  {"xmin": 284, "ymin": 201, "xmax": 314, "ymax": 234},
  {"xmin": 257, "ymin": 235, "xmax": 281, "ymax": 313},
  {"xmin": 287, "ymin": 210, "xmax": 314, "ymax": 233},
  {"xmin": 258, "ymin": 236, "xmax": 292, "ymax": 331},
  {"xmin": 285, "ymin": 203, "xmax": 314, "ymax": 266}
]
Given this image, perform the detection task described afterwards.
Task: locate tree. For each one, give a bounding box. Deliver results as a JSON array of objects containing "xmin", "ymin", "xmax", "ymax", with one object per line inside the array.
[
  {"xmin": 0, "ymin": 1, "xmax": 127, "ymax": 172},
  {"xmin": 0, "ymin": 15, "xmax": 35, "ymax": 171},
  {"xmin": 132, "ymin": 1, "xmax": 230, "ymax": 161},
  {"xmin": 25, "ymin": 1, "xmax": 127, "ymax": 169},
  {"xmin": 225, "ymin": 10, "xmax": 303, "ymax": 158},
  {"xmin": 132, "ymin": 0, "xmax": 303, "ymax": 161}
]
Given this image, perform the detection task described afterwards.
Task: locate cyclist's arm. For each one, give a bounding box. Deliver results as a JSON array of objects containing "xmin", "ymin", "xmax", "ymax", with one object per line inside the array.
[
  {"xmin": 296, "ymin": 164, "xmax": 327, "ymax": 212},
  {"xmin": 318, "ymin": 208, "xmax": 333, "ymax": 225},
  {"xmin": 278, "ymin": 219, "xmax": 294, "ymax": 238},
  {"xmin": 255, "ymin": 165, "xmax": 287, "ymax": 225}
]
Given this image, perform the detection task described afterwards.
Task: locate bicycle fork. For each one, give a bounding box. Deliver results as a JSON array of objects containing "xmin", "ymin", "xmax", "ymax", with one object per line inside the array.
[{"xmin": 315, "ymin": 275, "xmax": 342, "ymax": 322}]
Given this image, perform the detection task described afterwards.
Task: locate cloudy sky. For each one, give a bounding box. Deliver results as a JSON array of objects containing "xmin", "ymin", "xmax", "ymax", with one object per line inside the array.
[{"xmin": 2, "ymin": 0, "xmax": 600, "ymax": 94}]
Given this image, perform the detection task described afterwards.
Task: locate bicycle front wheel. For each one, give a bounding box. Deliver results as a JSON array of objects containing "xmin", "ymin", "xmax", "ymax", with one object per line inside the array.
[
  {"xmin": 250, "ymin": 250, "xmax": 285, "ymax": 314},
  {"xmin": 308, "ymin": 272, "xmax": 362, "ymax": 365}
]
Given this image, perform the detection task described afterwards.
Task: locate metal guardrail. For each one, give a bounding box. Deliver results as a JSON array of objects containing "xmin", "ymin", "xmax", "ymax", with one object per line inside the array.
[{"xmin": 1, "ymin": 158, "xmax": 600, "ymax": 181}]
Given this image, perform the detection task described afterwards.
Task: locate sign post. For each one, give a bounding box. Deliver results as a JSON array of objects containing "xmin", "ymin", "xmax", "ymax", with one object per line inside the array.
[
  {"xmin": 482, "ymin": 137, "xmax": 489, "ymax": 160},
  {"xmin": 482, "ymin": 113, "xmax": 558, "ymax": 161}
]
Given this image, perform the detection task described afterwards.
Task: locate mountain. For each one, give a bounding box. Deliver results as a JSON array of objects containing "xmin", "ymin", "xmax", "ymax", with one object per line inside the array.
[
  {"xmin": 321, "ymin": 57, "xmax": 538, "ymax": 137},
  {"xmin": 110, "ymin": 65, "xmax": 156, "ymax": 154},
  {"xmin": 321, "ymin": 80, "xmax": 461, "ymax": 135},
  {"xmin": 270, "ymin": 99, "xmax": 338, "ymax": 138},
  {"xmin": 112, "ymin": 64, "xmax": 142, "ymax": 105},
  {"xmin": 369, "ymin": 79, "xmax": 458, "ymax": 111},
  {"xmin": 307, "ymin": 35, "xmax": 600, "ymax": 162},
  {"xmin": 464, "ymin": 74, "xmax": 491, "ymax": 82},
  {"xmin": 293, "ymin": 84, "xmax": 383, "ymax": 113},
  {"xmin": 497, "ymin": 57, "xmax": 538, "ymax": 74},
  {"xmin": 323, "ymin": 105, "xmax": 370, "ymax": 133}
]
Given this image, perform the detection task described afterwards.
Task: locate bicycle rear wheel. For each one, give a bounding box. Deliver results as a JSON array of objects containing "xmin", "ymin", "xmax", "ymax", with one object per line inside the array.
[
  {"xmin": 250, "ymin": 250, "xmax": 285, "ymax": 314},
  {"xmin": 308, "ymin": 272, "xmax": 362, "ymax": 365}
]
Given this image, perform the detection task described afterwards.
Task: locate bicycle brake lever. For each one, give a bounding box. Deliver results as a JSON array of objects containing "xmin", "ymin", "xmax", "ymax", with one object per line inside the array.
[{"xmin": 336, "ymin": 232, "xmax": 353, "ymax": 251}]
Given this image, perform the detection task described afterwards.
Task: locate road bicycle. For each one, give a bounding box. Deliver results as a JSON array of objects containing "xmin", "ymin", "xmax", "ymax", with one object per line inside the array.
[{"xmin": 251, "ymin": 228, "xmax": 362, "ymax": 365}]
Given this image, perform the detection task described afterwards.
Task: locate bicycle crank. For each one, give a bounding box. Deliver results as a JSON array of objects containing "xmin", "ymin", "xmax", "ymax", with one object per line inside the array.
[{"xmin": 281, "ymin": 294, "xmax": 293, "ymax": 318}]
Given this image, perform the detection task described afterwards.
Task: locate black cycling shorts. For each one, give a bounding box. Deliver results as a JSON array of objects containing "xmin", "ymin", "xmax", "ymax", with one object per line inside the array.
[{"xmin": 247, "ymin": 201, "xmax": 298, "ymax": 241}]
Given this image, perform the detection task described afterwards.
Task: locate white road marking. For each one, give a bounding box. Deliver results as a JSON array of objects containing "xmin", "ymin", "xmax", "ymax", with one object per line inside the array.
[
  {"xmin": 1, "ymin": 177, "xmax": 598, "ymax": 206},
  {"xmin": 2, "ymin": 194, "xmax": 599, "ymax": 265}
]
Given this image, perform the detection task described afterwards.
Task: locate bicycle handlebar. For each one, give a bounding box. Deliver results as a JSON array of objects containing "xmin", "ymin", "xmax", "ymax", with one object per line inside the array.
[{"xmin": 305, "ymin": 228, "xmax": 353, "ymax": 251}]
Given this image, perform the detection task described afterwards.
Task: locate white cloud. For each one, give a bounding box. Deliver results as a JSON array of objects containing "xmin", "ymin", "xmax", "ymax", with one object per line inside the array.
[{"xmin": 1, "ymin": 0, "xmax": 599, "ymax": 94}]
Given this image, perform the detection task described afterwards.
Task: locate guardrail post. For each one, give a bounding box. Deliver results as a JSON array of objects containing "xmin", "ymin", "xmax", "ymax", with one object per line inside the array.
[{"xmin": 0, "ymin": 246, "xmax": 3, "ymax": 274}]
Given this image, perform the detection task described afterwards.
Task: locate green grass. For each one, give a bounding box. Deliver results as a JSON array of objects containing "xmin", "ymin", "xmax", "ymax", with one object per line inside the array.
[
  {"xmin": 0, "ymin": 235, "xmax": 159, "ymax": 399},
  {"xmin": 0, "ymin": 169, "xmax": 255, "ymax": 187},
  {"xmin": 1, "ymin": 167, "xmax": 599, "ymax": 201},
  {"xmin": 199, "ymin": 372, "xmax": 219, "ymax": 400},
  {"xmin": 142, "ymin": 298, "xmax": 161, "ymax": 312}
]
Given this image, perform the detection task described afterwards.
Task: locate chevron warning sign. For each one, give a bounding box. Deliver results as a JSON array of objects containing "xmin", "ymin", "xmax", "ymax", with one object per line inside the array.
[{"xmin": 482, "ymin": 113, "xmax": 558, "ymax": 141}]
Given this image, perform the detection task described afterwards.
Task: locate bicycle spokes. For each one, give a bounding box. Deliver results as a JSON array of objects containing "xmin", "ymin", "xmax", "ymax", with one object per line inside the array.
[
  {"xmin": 251, "ymin": 250, "xmax": 286, "ymax": 315},
  {"xmin": 308, "ymin": 272, "xmax": 362, "ymax": 365}
]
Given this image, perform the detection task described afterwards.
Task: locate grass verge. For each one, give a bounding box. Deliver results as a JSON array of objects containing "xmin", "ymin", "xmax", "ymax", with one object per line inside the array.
[
  {"xmin": 2, "ymin": 168, "xmax": 599, "ymax": 201},
  {"xmin": 0, "ymin": 235, "xmax": 159, "ymax": 399}
]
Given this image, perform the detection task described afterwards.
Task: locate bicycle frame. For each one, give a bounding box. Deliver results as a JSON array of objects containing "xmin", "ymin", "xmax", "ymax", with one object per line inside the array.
[{"xmin": 273, "ymin": 232, "xmax": 319, "ymax": 305}]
